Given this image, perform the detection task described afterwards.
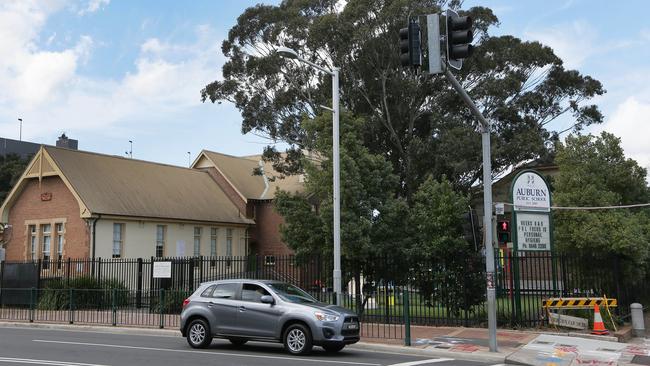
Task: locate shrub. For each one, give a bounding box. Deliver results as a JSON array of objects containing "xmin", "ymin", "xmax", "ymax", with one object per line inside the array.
[{"xmin": 38, "ymin": 277, "xmax": 129, "ymax": 310}]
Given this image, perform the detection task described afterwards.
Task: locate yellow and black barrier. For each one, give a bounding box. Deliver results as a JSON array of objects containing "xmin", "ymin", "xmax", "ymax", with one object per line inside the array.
[{"xmin": 542, "ymin": 297, "xmax": 617, "ymax": 309}]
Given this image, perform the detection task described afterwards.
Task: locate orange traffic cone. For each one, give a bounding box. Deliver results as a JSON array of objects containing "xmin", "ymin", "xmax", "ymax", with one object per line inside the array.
[{"xmin": 591, "ymin": 304, "xmax": 609, "ymax": 335}]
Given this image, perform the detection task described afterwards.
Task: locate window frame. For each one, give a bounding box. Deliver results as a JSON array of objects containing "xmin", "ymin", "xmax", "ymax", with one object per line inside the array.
[
  {"xmin": 193, "ymin": 227, "xmax": 202, "ymax": 257},
  {"xmin": 29, "ymin": 225, "xmax": 38, "ymax": 260},
  {"xmin": 155, "ymin": 225, "xmax": 166, "ymax": 258},
  {"xmin": 226, "ymin": 228, "xmax": 233, "ymax": 257},
  {"xmin": 112, "ymin": 223, "xmax": 124, "ymax": 258},
  {"xmin": 41, "ymin": 224, "xmax": 52, "ymax": 267}
]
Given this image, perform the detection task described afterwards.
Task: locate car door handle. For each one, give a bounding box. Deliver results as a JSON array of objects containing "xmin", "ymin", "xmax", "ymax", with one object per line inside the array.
[
  {"xmin": 208, "ymin": 301, "xmax": 217, "ymax": 307},
  {"xmin": 238, "ymin": 306, "xmax": 247, "ymax": 312}
]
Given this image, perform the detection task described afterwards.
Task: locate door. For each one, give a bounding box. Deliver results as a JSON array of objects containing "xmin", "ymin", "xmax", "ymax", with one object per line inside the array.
[
  {"xmin": 207, "ymin": 283, "xmax": 241, "ymax": 335},
  {"xmin": 235, "ymin": 283, "xmax": 284, "ymax": 338}
]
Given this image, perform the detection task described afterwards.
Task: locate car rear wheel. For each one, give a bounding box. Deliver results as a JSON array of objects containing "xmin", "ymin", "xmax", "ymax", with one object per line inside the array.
[
  {"xmin": 186, "ymin": 319, "xmax": 212, "ymax": 349},
  {"xmin": 228, "ymin": 337, "xmax": 248, "ymax": 346},
  {"xmin": 283, "ymin": 323, "xmax": 313, "ymax": 355},
  {"xmin": 323, "ymin": 344, "xmax": 345, "ymax": 352}
]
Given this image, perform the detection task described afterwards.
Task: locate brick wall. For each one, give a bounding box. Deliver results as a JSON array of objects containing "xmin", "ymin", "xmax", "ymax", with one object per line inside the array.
[
  {"xmin": 249, "ymin": 200, "xmax": 294, "ymax": 256},
  {"xmin": 5, "ymin": 176, "xmax": 89, "ymax": 260}
]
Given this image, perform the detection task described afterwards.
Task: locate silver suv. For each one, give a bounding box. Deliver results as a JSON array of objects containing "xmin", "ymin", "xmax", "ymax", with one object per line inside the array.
[{"xmin": 180, "ymin": 279, "xmax": 360, "ymax": 355}]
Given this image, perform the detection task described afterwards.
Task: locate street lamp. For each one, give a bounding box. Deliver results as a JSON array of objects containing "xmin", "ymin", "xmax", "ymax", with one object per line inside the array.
[
  {"xmin": 276, "ymin": 46, "xmax": 342, "ymax": 303},
  {"xmin": 18, "ymin": 118, "xmax": 22, "ymax": 141}
]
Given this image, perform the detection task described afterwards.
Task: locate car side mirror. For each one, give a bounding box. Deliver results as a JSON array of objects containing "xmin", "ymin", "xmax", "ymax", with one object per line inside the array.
[{"xmin": 260, "ymin": 295, "xmax": 274, "ymax": 305}]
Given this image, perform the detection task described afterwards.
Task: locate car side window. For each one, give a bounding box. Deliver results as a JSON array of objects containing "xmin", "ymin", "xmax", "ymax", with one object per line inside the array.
[
  {"xmin": 241, "ymin": 283, "xmax": 271, "ymax": 303},
  {"xmin": 200, "ymin": 285, "xmax": 216, "ymax": 297},
  {"xmin": 211, "ymin": 283, "xmax": 239, "ymax": 299}
]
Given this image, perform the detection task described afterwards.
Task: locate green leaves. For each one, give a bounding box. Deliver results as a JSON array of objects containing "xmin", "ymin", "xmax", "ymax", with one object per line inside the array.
[
  {"xmin": 553, "ymin": 133, "xmax": 650, "ymax": 275},
  {"xmin": 204, "ymin": 0, "xmax": 605, "ymax": 198},
  {"xmin": 0, "ymin": 154, "xmax": 30, "ymax": 203}
]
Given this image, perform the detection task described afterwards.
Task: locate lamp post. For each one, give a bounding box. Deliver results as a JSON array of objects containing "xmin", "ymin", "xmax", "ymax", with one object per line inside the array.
[
  {"xmin": 18, "ymin": 118, "xmax": 22, "ymax": 141},
  {"xmin": 128, "ymin": 140, "xmax": 133, "ymax": 158},
  {"xmin": 276, "ymin": 46, "xmax": 342, "ymax": 303}
]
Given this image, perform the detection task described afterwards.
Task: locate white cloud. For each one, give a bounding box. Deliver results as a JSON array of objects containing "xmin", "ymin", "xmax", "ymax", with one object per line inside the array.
[
  {"xmin": 78, "ymin": 0, "xmax": 109, "ymax": 15},
  {"xmin": 524, "ymin": 20, "xmax": 597, "ymax": 69},
  {"xmin": 0, "ymin": 1, "xmax": 224, "ymax": 142},
  {"xmin": 597, "ymin": 97, "xmax": 650, "ymax": 172}
]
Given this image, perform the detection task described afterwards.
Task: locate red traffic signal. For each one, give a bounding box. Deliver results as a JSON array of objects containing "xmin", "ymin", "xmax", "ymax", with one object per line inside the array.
[{"xmin": 498, "ymin": 220, "xmax": 509, "ymax": 233}]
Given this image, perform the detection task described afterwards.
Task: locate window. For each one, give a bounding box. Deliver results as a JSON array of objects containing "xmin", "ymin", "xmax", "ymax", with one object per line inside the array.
[
  {"xmin": 156, "ymin": 225, "xmax": 166, "ymax": 257},
  {"xmin": 264, "ymin": 255, "xmax": 276, "ymax": 266},
  {"xmin": 210, "ymin": 228, "xmax": 218, "ymax": 257},
  {"xmin": 226, "ymin": 228, "xmax": 233, "ymax": 257},
  {"xmin": 112, "ymin": 223, "xmax": 124, "ymax": 258},
  {"xmin": 201, "ymin": 285, "xmax": 216, "ymax": 297},
  {"xmin": 29, "ymin": 225, "xmax": 37, "ymax": 260},
  {"xmin": 241, "ymin": 283, "xmax": 271, "ymax": 303},
  {"xmin": 211, "ymin": 283, "xmax": 239, "ymax": 299},
  {"xmin": 193, "ymin": 227, "xmax": 202, "ymax": 256},
  {"xmin": 42, "ymin": 224, "xmax": 51, "ymax": 268},
  {"xmin": 56, "ymin": 223, "xmax": 64, "ymax": 268},
  {"xmin": 244, "ymin": 229, "xmax": 250, "ymax": 255}
]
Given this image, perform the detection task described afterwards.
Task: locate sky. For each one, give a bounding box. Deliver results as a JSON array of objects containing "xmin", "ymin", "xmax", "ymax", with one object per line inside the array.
[{"xmin": 0, "ymin": 0, "xmax": 649, "ymax": 172}]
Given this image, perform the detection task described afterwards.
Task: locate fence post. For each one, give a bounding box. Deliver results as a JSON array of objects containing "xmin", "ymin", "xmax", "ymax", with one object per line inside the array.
[
  {"xmin": 136, "ymin": 258, "xmax": 143, "ymax": 309},
  {"xmin": 403, "ymin": 289, "xmax": 411, "ymax": 346},
  {"xmin": 159, "ymin": 288, "xmax": 164, "ymax": 329},
  {"xmin": 66, "ymin": 258, "xmax": 71, "ymax": 287},
  {"xmin": 29, "ymin": 287, "xmax": 35, "ymax": 323},
  {"xmin": 199, "ymin": 256, "xmax": 204, "ymax": 285},
  {"xmin": 0, "ymin": 260, "xmax": 4, "ymax": 304},
  {"xmin": 97, "ymin": 258, "xmax": 102, "ymax": 283},
  {"xmin": 36, "ymin": 259, "xmax": 42, "ymax": 290},
  {"xmin": 69, "ymin": 288, "xmax": 74, "ymax": 324},
  {"xmin": 112, "ymin": 288, "xmax": 117, "ymax": 326}
]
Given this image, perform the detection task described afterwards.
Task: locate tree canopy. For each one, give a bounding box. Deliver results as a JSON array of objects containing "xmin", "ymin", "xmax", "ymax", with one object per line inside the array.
[
  {"xmin": 553, "ymin": 132, "xmax": 650, "ymax": 274},
  {"xmin": 202, "ymin": 0, "xmax": 604, "ymax": 197},
  {"xmin": 0, "ymin": 154, "xmax": 30, "ymax": 204}
]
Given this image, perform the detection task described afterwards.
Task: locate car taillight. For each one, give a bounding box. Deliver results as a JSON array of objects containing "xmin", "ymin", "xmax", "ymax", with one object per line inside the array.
[{"xmin": 182, "ymin": 298, "xmax": 190, "ymax": 308}]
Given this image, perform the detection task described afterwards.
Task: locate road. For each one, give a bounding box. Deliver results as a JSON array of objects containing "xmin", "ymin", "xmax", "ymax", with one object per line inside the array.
[{"xmin": 0, "ymin": 326, "xmax": 498, "ymax": 366}]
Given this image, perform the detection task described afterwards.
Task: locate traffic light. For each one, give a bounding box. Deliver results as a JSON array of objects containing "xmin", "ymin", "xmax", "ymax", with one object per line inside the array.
[
  {"xmin": 497, "ymin": 219, "xmax": 510, "ymax": 244},
  {"xmin": 399, "ymin": 20, "xmax": 422, "ymax": 68},
  {"xmin": 445, "ymin": 9, "xmax": 474, "ymax": 70}
]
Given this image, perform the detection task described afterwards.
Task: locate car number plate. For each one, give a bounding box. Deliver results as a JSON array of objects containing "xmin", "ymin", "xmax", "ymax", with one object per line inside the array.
[{"xmin": 347, "ymin": 323, "xmax": 359, "ymax": 330}]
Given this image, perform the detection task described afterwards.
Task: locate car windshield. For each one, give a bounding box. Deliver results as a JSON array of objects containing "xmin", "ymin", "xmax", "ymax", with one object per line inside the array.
[{"xmin": 268, "ymin": 283, "xmax": 318, "ymax": 304}]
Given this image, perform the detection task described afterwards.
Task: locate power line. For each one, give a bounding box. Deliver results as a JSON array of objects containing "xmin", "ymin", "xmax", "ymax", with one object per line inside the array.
[{"xmin": 501, "ymin": 202, "xmax": 650, "ymax": 210}]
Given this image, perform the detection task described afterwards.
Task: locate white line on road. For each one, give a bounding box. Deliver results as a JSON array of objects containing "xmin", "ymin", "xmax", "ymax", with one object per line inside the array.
[
  {"xmin": 387, "ymin": 358, "xmax": 454, "ymax": 366},
  {"xmin": 32, "ymin": 340, "xmax": 380, "ymax": 366},
  {"xmin": 0, "ymin": 357, "xmax": 109, "ymax": 366}
]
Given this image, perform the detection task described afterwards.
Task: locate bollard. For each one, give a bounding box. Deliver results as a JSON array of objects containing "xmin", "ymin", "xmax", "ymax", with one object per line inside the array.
[{"xmin": 631, "ymin": 303, "xmax": 645, "ymax": 337}]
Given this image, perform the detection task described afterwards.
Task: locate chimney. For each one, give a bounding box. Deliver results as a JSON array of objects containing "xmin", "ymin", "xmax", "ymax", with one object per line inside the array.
[{"xmin": 56, "ymin": 133, "xmax": 78, "ymax": 150}]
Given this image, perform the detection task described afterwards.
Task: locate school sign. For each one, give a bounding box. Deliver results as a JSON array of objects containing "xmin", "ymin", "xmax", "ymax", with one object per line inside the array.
[{"xmin": 511, "ymin": 170, "xmax": 553, "ymax": 252}]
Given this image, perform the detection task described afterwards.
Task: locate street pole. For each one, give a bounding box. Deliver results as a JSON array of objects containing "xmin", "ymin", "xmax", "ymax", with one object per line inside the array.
[
  {"xmin": 276, "ymin": 47, "xmax": 342, "ymax": 304},
  {"xmin": 18, "ymin": 118, "xmax": 22, "ymax": 141},
  {"xmin": 332, "ymin": 68, "xmax": 342, "ymax": 305},
  {"xmin": 443, "ymin": 66, "xmax": 497, "ymax": 352}
]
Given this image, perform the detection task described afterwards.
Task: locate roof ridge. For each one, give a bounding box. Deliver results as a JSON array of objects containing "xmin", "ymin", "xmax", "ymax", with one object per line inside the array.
[
  {"xmin": 203, "ymin": 149, "xmax": 260, "ymax": 162},
  {"xmin": 45, "ymin": 145, "xmax": 206, "ymax": 174}
]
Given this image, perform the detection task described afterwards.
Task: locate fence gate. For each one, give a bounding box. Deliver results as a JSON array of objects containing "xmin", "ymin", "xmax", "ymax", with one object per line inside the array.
[{"xmin": 0, "ymin": 262, "xmax": 39, "ymax": 305}]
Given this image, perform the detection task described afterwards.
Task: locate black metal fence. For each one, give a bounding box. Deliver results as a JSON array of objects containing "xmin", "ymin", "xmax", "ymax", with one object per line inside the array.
[{"xmin": 0, "ymin": 252, "xmax": 648, "ymax": 336}]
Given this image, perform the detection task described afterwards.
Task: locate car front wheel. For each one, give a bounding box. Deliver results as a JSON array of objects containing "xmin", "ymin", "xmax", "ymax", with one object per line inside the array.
[
  {"xmin": 186, "ymin": 319, "xmax": 212, "ymax": 349},
  {"xmin": 283, "ymin": 323, "xmax": 313, "ymax": 355}
]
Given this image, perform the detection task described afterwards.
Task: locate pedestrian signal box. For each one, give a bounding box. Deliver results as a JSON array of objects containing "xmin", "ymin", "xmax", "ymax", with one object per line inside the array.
[{"xmin": 497, "ymin": 219, "xmax": 510, "ymax": 243}]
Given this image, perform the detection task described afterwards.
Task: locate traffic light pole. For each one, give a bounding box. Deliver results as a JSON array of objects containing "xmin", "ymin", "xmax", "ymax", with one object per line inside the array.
[{"xmin": 443, "ymin": 65, "xmax": 498, "ymax": 352}]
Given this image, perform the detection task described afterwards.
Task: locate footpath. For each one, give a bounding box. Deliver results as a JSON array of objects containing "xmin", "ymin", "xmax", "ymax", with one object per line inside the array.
[{"xmin": 0, "ymin": 320, "xmax": 648, "ymax": 365}]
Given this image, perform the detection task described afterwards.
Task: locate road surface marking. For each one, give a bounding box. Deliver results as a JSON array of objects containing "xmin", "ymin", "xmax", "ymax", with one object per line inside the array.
[
  {"xmin": 32, "ymin": 340, "xmax": 380, "ymax": 366},
  {"xmin": 0, "ymin": 357, "xmax": 109, "ymax": 366},
  {"xmin": 388, "ymin": 359, "xmax": 453, "ymax": 366}
]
